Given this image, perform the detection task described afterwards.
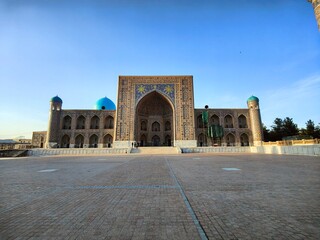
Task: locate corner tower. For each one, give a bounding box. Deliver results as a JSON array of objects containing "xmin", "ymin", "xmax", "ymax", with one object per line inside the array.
[
  {"xmin": 247, "ymin": 96, "xmax": 263, "ymax": 146},
  {"xmin": 308, "ymin": 0, "xmax": 320, "ymax": 30},
  {"xmin": 46, "ymin": 96, "xmax": 62, "ymax": 148}
]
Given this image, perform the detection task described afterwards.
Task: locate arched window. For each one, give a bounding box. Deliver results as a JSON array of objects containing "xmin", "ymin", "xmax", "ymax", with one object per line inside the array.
[
  {"xmin": 90, "ymin": 116, "xmax": 100, "ymax": 129},
  {"xmin": 197, "ymin": 115, "xmax": 203, "ymax": 128},
  {"xmin": 61, "ymin": 134, "xmax": 70, "ymax": 148},
  {"xmin": 75, "ymin": 134, "xmax": 84, "ymax": 148},
  {"xmin": 224, "ymin": 115, "xmax": 233, "ymax": 128},
  {"xmin": 62, "ymin": 116, "xmax": 72, "ymax": 129},
  {"xmin": 210, "ymin": 114, "xmax": 219, "ymax": 125},
  {"xmin": 152, "ymin": 121, "xmax": 160, "ymax": 131},
  {"xmin": 89, "ymin": 134, "xmax": 99, "ymax": 148},
  {"xmin": 238, "ymin": 115, "xmax": 247, "ymax": 128},
  {"xmin": 165, "ymin": 135, "xmax": 171, "ymax": 146},
  {"xmin": 225, "ymin": 133, "xmax": 235, "ymax": 146},
  {"xmin": 165, "ymin": 121, "xmax": 171, "ymax": 131},
  {"xmin": 40, "ymin": 136, "xmax": 44, "ymax": 148},
  {"xmin": 140, "ymin": 134, "xmax": 147, "ymax": 146},
  {"xmin": 198, "ymin": 133, "xmax": 205, "ymax": 147},
  {"xmin": 103, "ymin": 134, "xmax": 113, "ymax": 148},
  {"xmin": 240, "ymin": 133, "xmax": 249, "ymax": 146},
  {"xmin": 76, "ymin": 115, "xmax": 86, "ymax": 129},
  {"xmin": 152, "ymin": 135, "xmax": 160, "ymax": 146},
  {"xmin": 141, "ymin": 120, "xmax": 147, "ymax": 131},
  {"xmin": 104, "ymin": 116, "xmax": 114, "ymax": 129}
]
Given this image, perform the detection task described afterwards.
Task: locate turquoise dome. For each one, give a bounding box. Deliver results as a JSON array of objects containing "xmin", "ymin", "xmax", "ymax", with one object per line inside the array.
[
  {"xmin": 50, "ymin": 95, "xmax": 63, "ymax": 103},
  {"xmin": 247, "ymin": 95, "xmax": 259, "ymax": 103},
  {"xmin": 95, "ymin": 97, "xmax": 116, "ymax": 110}
]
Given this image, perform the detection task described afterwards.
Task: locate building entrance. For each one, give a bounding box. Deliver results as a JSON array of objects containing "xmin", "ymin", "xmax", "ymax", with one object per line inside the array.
[{"xmin": 135, "ymin": 91, "xmax": 173, "ymax": 146}]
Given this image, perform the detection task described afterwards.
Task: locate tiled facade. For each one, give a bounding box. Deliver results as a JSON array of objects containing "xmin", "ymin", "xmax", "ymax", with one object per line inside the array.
[
  {"xmin": 194, "ymin": 108, "xmax": 252, "ymax": 147},
  {"xmin": 36, "ymin": 75, "xmax": 263, "ymax": 149},
  {"xmin": 114, "ymin": 76, "xmax": 196, "ymax": 148},
  {"xmin": 46, "ymin": 108, "xmax": 115, "ymax": 148}
]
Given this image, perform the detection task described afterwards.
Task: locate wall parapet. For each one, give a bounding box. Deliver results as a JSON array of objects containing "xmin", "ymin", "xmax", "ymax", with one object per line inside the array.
[
  {"xmin": 181, "ymin": 146, "xmax": 251, "ymax": 153},
  {"xmin": 263, "ymin": 139, "xmax": 320, "ymax": 146},
  {"xmin": 251, "ymin": 145, "xmax": 320, "ymax": 156},
  {"xmin": 26, "ymin": 145, "xmax": 320, "ymax": 157},
  {"xmin": 28, "ymin": 148, "xmax": 129, "ymax": 156}
]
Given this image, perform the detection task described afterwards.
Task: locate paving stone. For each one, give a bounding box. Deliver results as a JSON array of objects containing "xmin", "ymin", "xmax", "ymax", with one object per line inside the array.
[{"xmin": 0, "ymin": 154, "xmax": 319, "ymax": 239}]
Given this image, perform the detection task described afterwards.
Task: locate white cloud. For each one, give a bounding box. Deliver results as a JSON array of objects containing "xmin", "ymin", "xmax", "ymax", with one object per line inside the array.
[{"xmin": 261, "ymin": 73, "xmax": 320, "ymax": 128}]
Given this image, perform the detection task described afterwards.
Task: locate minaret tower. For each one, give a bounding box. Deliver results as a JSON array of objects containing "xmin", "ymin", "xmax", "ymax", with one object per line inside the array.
[
  {"xmin": 247, "ymin": 96, "xmax": 263, "ymax": 146},
  {"xmin": 46, "ymin": 96, "xmax": 63, "ymax": 148},
  {"xmin": 308, "ymin": 0, "xmax": 320, "ymax": 30}
]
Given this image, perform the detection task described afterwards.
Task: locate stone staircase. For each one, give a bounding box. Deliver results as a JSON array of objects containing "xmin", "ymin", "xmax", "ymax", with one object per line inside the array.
[{"xmin": 130, "ymin": 147, "xmax": 181, "ymax": 155}]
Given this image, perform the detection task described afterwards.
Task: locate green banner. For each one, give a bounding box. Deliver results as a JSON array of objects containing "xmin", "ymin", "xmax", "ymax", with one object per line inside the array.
[
  {"xmin": 208, "ymin": 124, "xmax": 224, "ymax": 138},
  {"xmin": 202, "ymin": 111, "xmax": 208, "ymax": 124}
]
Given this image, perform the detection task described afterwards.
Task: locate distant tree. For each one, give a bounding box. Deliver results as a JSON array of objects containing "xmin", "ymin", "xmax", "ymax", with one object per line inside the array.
[
  {"xmin": 273, "ymin": 118, "xmax": 283, "ymax": 132},
  {"xmin": 300, "ymin": 127, "xmax": 307, "ymax": 135},
  {"xmin": 282, "ymin": 117, "xmax": 299, "ymax": 137},
  {"xmin": 300, "ymin": 120, "xmax": 320, "ymax": 139},
  {"xmin": 270, "ymin": 118, "xmax": 284, "ymax": 141},
  {"xmin": 269, "ymin": 117, "xmax": 299, "ymax": 140},
  {"xmin": 305, "ymin": 119, "xmax": 315, "ymax": 136},
  {"xmin": 263, "ymin": 118, "xmax": 320, "ymax": 141},
  {"xmin": 262, "ymin": 124, "xmax": 270, "ymax": 141},
  {"xmin": 309, "ymin": 121, "xmax": 320, "ymax": 138},
  {"xmin": 316, "ymin": 123, "xmax": 320, "ymax": 139}
]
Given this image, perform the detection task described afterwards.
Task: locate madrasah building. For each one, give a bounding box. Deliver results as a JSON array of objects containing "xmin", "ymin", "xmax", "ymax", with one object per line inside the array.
[{"xmin": 32, "ymin": 76, "xmax": 263, "ymax": 149}]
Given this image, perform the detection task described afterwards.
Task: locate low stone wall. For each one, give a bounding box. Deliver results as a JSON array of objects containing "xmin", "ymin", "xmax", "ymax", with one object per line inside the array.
[
  {"xmin": 181, "ymin": 147, "xmax": 251, "ymax": 154},
  {"xmin": 27, "ymin": 145, "xmax": 320, "ymax": 157},
  {"xmin": 28, "ymin": 148, "xmax": 129, "ymax": 156},
  {"xmin": 0, "ymin": 150, "xmax": 28, "ymax": 158},
  {"xmin": 251, "ymin": 145, "xmax": 320, "ymax": 156},
  {"xmin": 182, "ymin": 145, "xmax": 320, "ymax": 156}
]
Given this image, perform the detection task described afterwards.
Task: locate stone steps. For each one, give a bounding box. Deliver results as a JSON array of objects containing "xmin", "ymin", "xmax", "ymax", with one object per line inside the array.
[{"xmin": 130, "ymin": 147, "xmax": 180, "ymax": 155}]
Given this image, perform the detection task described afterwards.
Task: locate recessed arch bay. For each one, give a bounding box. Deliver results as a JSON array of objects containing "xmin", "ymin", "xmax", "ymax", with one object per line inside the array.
[{"xmin": 135, "ymin": 91, "xmax": 174, "ymax": 146}]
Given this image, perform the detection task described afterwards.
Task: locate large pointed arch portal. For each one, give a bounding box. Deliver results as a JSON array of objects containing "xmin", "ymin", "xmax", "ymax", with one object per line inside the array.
[
  {"xmin": 135, "ymin": 91, "xmax": 173, "ymax": 146},
  {"xmin": 114, "ymin": 76, "xmax": 197, "ymax": 148}
]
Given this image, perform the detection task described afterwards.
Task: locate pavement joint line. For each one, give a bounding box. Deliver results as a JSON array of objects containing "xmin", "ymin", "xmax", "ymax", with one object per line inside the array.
[
  {"xmin": 75, "ymin": 185, "xmax": 178, "ymax": 189},
  {"xmin": 165, "ymin": 157, "xmax": 208, "ymax": 240}
]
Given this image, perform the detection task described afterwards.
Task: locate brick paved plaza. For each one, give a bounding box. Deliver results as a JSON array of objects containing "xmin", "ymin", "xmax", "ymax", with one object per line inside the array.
[{"xmin": 0, "ymin": 153, "xmax": 319, "ymax": 239}]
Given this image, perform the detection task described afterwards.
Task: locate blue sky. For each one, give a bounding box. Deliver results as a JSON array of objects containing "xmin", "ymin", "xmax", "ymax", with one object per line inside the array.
[{"xmin": 0, "ymin": 0, "xmax": 319, "ymax": 139}]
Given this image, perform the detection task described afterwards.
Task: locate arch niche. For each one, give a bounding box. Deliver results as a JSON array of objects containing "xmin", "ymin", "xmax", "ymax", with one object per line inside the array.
[{"xmin": 135, "ymin": 91, "xmax": 174, "ymax": 146}]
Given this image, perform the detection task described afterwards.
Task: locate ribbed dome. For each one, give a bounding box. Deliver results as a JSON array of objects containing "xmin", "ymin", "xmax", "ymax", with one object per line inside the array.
[
  {"xmin": 50, "ymin": 95, "xmax": 63, "ymax": 103},
  {"xmin": 95, "ymin": 97, "xmax": 116, "ymax": 110},
  {"xmin": 247, "ymin": 95, "xmax": 259, "ymax": 103}
]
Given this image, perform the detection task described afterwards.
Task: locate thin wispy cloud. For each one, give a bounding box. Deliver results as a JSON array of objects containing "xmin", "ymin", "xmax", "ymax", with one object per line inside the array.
[{"xmin": 261, "ymin": 74, "xmax": 320, "ymax": 127}]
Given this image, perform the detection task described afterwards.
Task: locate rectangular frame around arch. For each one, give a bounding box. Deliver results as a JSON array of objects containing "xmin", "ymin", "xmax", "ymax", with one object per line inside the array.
[{"xmin": 113, "ymin": 76, "xmax": 196, "ymax": 148}]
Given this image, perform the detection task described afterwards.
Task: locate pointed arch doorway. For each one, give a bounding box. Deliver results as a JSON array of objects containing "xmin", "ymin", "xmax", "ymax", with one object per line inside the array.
[{"xmin": 135, "ymin": 91, "xmax": 174, "ymax": 146}]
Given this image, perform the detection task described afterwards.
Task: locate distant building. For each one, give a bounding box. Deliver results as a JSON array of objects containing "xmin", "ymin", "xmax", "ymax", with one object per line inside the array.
[
  {"xmin": 34, "ymin": 76, "xmax": 263, "ymax": 149},
  {"xmin": 0, "ymin": 139, "xmax": 32, "ymax": 150},
  {"xmin": 32, "ymin": 131, "xmax": 47, "ymax": 148}
]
